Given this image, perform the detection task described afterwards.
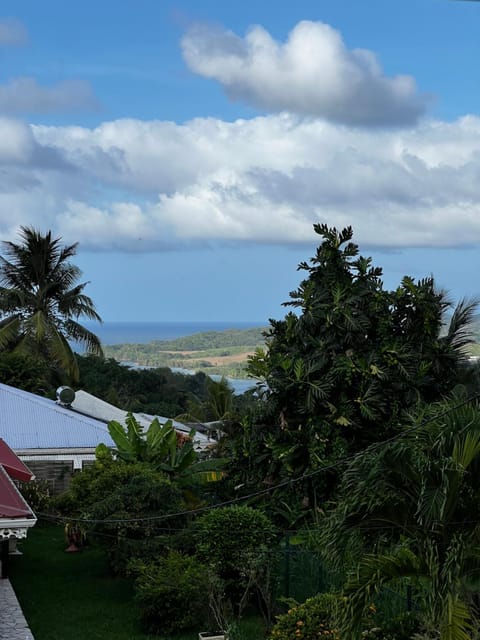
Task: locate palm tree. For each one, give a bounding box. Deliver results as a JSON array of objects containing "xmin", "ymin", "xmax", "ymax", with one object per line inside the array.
[
  {"xmin": 0, "ymin": 227, "xmax": 103, "ymax": 383},
  {"xmin": 323, "ymin": 396, "xmax": 480, "ymax": 639}
]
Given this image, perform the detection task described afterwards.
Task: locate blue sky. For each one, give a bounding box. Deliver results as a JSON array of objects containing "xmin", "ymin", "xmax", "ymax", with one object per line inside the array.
[{"xmin": 1, "ymin": 0, "xmax": 480, "ymax": 322}]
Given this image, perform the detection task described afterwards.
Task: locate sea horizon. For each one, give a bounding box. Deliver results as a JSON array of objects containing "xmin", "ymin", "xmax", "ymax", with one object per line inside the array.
[
  {"xmin": 82, "ymin": 320, "xmax": 268, "ymax": 347},
  {"xmin": 78, "ymin": 320, "xmax": 266, "ymax": 395}
]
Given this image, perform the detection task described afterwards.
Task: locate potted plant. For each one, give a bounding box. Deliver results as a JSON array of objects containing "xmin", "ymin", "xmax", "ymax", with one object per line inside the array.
[
  {"xmin": 64, "ymin": 521, "xmax": 86, "ymax": 552},
  {"xmin": 199, "ymin": 576, "xmax": 230, "ymax": 640}
]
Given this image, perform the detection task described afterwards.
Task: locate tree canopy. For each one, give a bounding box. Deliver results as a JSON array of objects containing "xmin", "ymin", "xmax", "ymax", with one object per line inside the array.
[
  {"xmin": 231, "ymin": 224, "xmax": 478, "ymax": 518},
  {"xmin": 0, "ymin": 227, "xmax": 102, "ymax": 383}
]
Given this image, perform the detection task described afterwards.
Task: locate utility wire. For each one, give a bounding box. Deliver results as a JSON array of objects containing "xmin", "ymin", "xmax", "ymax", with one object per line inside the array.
[{"xmin": 36, "ymin": 392, "xmax": 480, "ymax": 527}]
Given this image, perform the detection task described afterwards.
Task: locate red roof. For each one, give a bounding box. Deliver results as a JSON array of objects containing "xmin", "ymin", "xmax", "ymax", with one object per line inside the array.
[
  {"xmin": 0, "ymin": 438, "xmax": 33, "ymax": 482},
  {"xmin": 0, "ymin": 439, "xmax": 35, "ymax": 521},
  {"xmin": 0, "ymin": 465, "xmax": 34, "ymax": 519}
]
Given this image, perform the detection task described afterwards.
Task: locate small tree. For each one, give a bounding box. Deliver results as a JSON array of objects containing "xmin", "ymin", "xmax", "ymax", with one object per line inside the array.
[
  {"xmin": 56, "ymin": 457, "xmax": 186, "ymax": 573},
  {"xmin": 193, "ymin": 505, "xmax": 277, "ymax": 621}
]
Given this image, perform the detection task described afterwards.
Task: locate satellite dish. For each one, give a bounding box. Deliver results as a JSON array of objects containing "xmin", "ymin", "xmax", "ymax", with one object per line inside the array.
[{"xmin": 56, "ymin": 386, "xmax": 76, "ymax": 406}]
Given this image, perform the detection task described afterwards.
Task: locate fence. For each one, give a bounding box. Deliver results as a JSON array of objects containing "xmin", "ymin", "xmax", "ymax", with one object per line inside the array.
[
  {"xmin": 274, "ymin": 533, "xmax": 418, "ymax": 618},
  {"xmin": 275, "ymin": 534, "xmax": 343, "ymax": 603}
]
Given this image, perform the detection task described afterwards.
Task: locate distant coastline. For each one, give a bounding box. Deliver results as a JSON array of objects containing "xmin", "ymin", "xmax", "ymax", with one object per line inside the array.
[
  {"xmin": 76, "ymin": 321, "xmax": 267, "ymax": 394},
  {"xmin": 81, "ymin": 320, "xmax": 267, "ymax": 347}
]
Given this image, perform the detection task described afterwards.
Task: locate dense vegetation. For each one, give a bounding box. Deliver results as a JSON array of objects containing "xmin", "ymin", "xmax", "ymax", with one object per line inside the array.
[
  {"xmin": 76, "ymin": 354, "xmax": 215, "ymax": 417},
  {"xmin": 9, "ymin": 223, "xmax": 480, "ymax": 640},
  {"xmin": 75, "ymin": 354, "xmax": 255, "ymax": 420},
  {"xmin": 219, "ymin": 224, "xmax": 478, "ymax": 525}
]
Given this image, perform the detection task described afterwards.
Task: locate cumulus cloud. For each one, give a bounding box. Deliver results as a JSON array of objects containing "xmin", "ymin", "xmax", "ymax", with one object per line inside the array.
[
  {"xmin": 0, "ymin": 18, "xmax": 28, "ymax": 46},
  {"xmin": 0, "ymin": 116, "xmax": 82, "ymax": 244},
  {"xmin": 0, "ymin": 78, "xmax": 98, "ymax": 114},
  {"xmin": 181, "ymin": 21, "xmax": 428, "ymax": 127},
  {"xmin": 8, "ymin": 113, "xmax": 479, "ymax": 252}
]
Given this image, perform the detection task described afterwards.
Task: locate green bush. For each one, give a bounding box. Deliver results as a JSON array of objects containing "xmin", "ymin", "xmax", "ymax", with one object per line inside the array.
[
  {"xmin": 361, "ymin": 612, "xmax": 419, "ymax": 640},
  {"xmin": 194, "ymin": 505, "xmax": 277, "ymax": 571},
  {"xmin": 269, "ymin": 593, "xmax": 340, "ymax": 640},
  {"xmin": 194, "ymin": 505, "xmax": 278, "ymax": 618},
  {"xmin": 134, "ymin": 551, "xmax": 211, "ymax": 634},
  {"xmin": 18, "ymin": 478, "xmax": 52, "ymax": 513},
  {"xmin": 269, "ymin": 595, "xmax": 418, "ymax": 640},
  {"xmin": 56, "ymin": 458, "xmax": 184, "ymax": 524},
  {"xmin": 55, "ymin": 459, "xmax": 185, "ymax": 573}
]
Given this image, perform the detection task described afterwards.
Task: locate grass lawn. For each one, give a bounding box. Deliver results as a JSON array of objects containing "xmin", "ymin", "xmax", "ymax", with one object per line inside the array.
[{"xmin": 9, "ymin": 524, "xmax": 268, "ymax": 640}]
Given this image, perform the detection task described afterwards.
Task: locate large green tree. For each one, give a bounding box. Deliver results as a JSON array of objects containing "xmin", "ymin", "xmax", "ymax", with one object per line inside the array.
[
  {"xmin": 234, "ymin": 224, "xmax": 477, "ymax": 518},
  {"xmin": 0, "ymin": 227, "xmax": 102, "ymax": 383}
]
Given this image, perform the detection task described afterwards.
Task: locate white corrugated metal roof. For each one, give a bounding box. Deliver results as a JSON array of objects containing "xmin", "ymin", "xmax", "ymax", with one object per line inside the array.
[
  {"xmin": 0, "ymin": 383, "xmax": 115, "ymax": 450},
  {"xmin": 72, "ymin": 390, "xmax": 212, "ymax": 450},
  {"xmin": 0, "ymin": 383, "xmax": 212, "ymax": 453}
]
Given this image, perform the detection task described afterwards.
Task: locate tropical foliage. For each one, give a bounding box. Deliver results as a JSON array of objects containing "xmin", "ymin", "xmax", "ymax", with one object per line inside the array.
[
  {"xmin": 241, "ymin": 224, "xmax": 478, "ymax": 514},
  {"xmin": 0, "ymin": 351, "xmax": 48, "ymax": 392},
  {"xmin": 133, "ymin": 551, "xmax": 212, "ymax": 634},
  {"xmin": 322, "ymin": 395, "xmax": 480, "ymax": 639},
  {"xmin": 55, "ymin": 457, "xmax": 186, "ymax": 573},
  {"xmin": 0, "ymin": 227, "xmax": 102, "ymax": 383},
  {"xmin": 193, "ymin": 505, "xmax": 278, "ymax": 620},
  {"xmin": 77, "ymin": 354, "xmax": 220, "ymax": 418},
  {"xmin": 98, "ymin": 412, "xmax": 225, "ymax": 484},
  {"xmin": 268, "ymin": 593, "xmax": 341, "ymax": 640},
  {"xmin": 37, "ymin": 222, "xmax": 480, "ymax": 638}
]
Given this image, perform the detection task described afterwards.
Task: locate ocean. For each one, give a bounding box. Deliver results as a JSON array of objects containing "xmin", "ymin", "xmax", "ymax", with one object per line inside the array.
[
  {"xmin": 79, "ymin": 320, "xmax": 266, "ymax": 395},
  {"xmin": 82, "ymin": 320, "xmax": 266, "ymax": 346}
]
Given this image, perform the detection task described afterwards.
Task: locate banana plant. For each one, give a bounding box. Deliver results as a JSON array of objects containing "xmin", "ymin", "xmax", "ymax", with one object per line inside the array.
[{"xmin": 97, "ymin": 412, "xmax": 226, "ymax": 484}]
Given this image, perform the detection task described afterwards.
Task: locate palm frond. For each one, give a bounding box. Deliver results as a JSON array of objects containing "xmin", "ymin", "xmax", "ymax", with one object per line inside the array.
[
  {"xmin": 63, "ymin": 320, "xmax": 103, "ymax": 356},
  {"xmin": 444, "ymin": 297, "xmax": 479, "ymax": 357}
]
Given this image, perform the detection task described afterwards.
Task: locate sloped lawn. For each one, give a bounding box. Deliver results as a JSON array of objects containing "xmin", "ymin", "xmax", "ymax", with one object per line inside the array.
[{"xmin": 9, "ymin": 524, "xmax": 266, "ymax": 640}]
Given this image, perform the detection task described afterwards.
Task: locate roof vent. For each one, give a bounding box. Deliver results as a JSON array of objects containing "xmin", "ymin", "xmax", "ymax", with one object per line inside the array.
[{"xmin": 56, "ymin": 386, "xmax": 75, "ymax": 406}]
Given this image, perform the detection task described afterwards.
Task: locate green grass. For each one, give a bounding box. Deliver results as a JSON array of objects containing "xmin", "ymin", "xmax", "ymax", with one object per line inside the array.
[{"xmin": 9, "ymin": 524, "xmax": 268, "ymax": 640}]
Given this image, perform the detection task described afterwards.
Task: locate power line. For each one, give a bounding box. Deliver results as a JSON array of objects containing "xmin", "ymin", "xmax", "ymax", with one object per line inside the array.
[{"xmin": 35, "ymin": 392, "xmax": 480, "ymax": 527}]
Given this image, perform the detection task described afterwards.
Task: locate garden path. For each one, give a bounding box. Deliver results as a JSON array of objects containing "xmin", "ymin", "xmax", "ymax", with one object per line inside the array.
[{"xmin": 0, "ymin": 579, "xmax": 34, "ymax": 639}]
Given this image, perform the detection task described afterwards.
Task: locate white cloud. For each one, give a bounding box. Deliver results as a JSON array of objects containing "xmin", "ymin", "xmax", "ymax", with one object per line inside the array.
[
  {"xmin": 0, "ymin": 78, "xmax": 98, "ymax": 114},
  {"xmin": 181, "ymin": 21, "xmax": 428, "ymax": 127},
  {"xmin": 0, "ymin": 18, "xmax": 96, "ymax": 115},
  {"xmin": 2, "ymin": 113, "xmax": 480, "ymax": 251},
  {"xmin": 0, "ymin": 117, "xmax": 35, "ymax": 163},
  {"xmin": 0, "ymin": 18, "xmax": 28, "ymax": 46}
]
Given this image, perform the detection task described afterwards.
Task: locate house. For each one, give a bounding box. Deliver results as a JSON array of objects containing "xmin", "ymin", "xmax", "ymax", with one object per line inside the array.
[
  {"xmin": 0, "ymin": 383, "xmax": 116, "ymax": 493},
  {"xmin": 69, "ymin": 389, "xmax": 212, "ymax": 451},
  {"xmin": 0, "ymin": 439, "xmax": 36, "ymax": 578},
  {"xmin": 0, "ymin": 383, "xmax": 212, "ymax": 493}
]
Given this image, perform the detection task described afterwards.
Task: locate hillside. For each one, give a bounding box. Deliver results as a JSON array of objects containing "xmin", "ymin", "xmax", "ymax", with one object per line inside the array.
[{"xmin": 103, "ymin": 326, "xmax": 267, "ymax": 377}]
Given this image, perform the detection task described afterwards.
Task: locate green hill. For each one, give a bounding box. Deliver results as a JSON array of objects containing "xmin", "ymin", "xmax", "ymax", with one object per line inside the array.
[{"xmin": 103, "ymin": 327, "xmax": 267, "ymax": 377}]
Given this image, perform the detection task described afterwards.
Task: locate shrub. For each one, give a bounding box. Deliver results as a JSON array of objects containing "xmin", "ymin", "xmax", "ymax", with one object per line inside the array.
[
  {"xmin": 18, "ymin": 478, "xmax": 52, "ymax": 513},
  {"xmin": 194, "ymin": 505, "xmax": 278, "ymax": 618},
  {"xmin": 269, "ymin": 593, "xmax": 340, "ymax": 640},
  {"xmin": 134, "ymin": 551, "xmax": 212, "ymax": 634},
  {"xmin": 361, "ymin": 612, "xmax": 419, "ymax": 640},
  {"xmin": 194, "ymin": 505, "xmax": 277, "ymax": 571},
  {"xmin": 269, "ymin": 595, "xmax": 418, "ymax": 640},
  {"xmin": 55, "ymin": 459, "xmax": 185, "ymax": 573}
]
